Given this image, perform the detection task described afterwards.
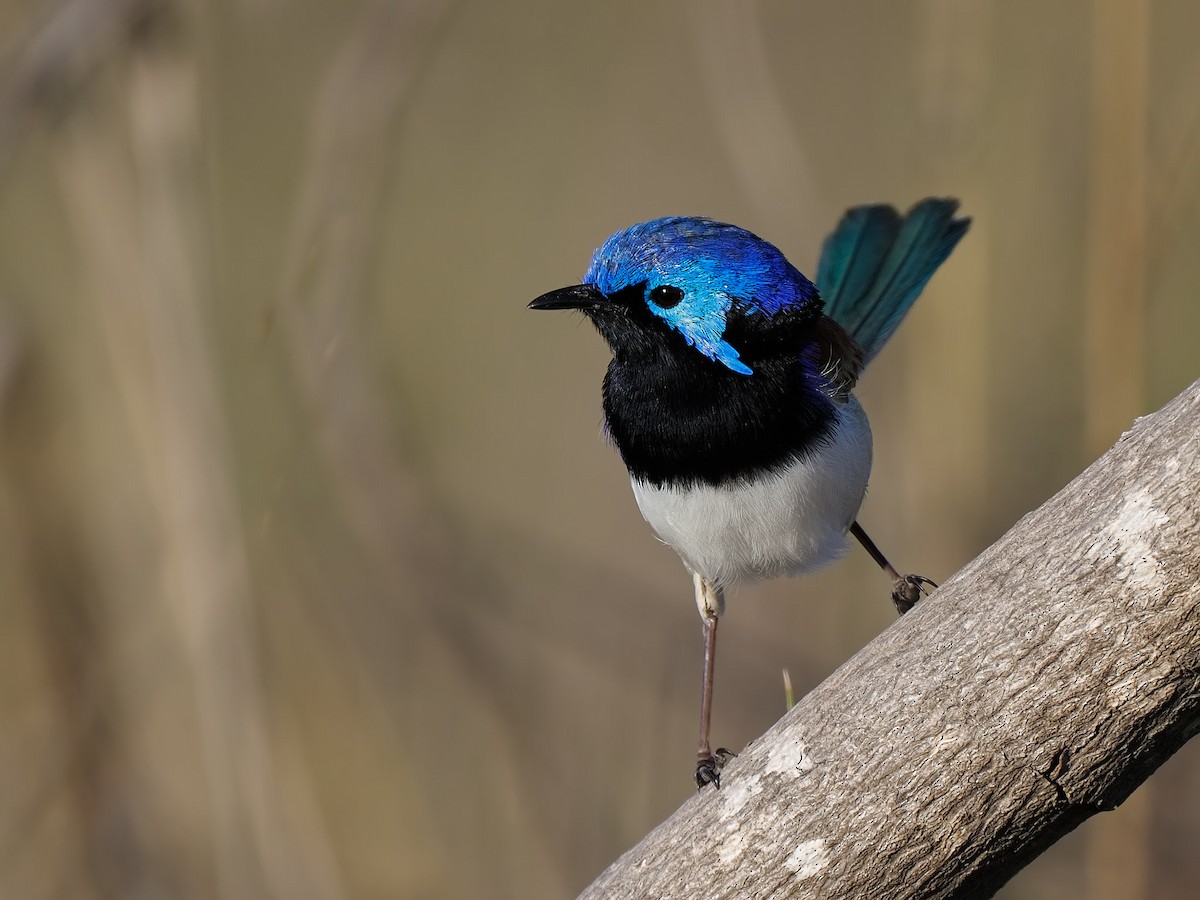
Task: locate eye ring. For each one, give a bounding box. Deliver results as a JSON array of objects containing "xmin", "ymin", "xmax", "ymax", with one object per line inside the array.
[{"xmin": 649, "ymin": 284, "xmax": 684, "ymax": 309}]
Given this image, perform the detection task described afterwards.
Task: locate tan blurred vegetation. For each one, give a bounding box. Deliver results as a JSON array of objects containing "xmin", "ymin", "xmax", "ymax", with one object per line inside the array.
[{"xmin": 0, "ymin": 1, "xmax": 1197, "ymax": 898}]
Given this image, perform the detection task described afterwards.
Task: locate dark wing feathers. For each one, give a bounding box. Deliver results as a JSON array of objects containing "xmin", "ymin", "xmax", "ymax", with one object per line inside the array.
[{"xmin": 811, "ymin": 315, "xmax": 865, "ymax": 401}]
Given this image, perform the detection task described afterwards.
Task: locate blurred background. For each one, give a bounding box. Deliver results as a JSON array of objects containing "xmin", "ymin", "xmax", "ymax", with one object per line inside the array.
[{"xmin": 0, "ymin": 0, "xmax": 1197, "ymax": 898}]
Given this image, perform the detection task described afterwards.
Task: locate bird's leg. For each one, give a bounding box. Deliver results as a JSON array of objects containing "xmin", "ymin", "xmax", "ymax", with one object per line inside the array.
[
  {"xmin": 849, "ymin": 521, "xmax": 937, "ymax": 614},
  {"xmin": 694, "ymin": 573, "xmax": 735, "ymax": 788}
]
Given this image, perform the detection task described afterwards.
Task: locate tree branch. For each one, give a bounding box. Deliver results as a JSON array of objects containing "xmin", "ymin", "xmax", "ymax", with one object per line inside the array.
[{"xmin": 578, "ymin": 378, "xmax": 1200, "ymax": 900}]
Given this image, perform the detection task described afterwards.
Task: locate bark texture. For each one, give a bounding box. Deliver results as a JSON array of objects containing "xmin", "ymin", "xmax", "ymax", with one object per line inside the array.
[{"xmin": 578, "ymin": 378, "xmax": 1200, "ymax": 900}]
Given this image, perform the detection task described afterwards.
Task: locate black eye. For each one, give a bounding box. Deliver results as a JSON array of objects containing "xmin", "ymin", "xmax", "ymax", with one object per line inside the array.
[{"xmin": 649, "ymin": 285, "xmax": 684, "ymax": 309}]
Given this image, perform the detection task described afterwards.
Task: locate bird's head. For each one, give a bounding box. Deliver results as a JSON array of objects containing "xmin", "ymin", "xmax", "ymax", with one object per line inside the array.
[{"xmin": 529, "ymin": 217, "xmax": 822, "ymax": 376}]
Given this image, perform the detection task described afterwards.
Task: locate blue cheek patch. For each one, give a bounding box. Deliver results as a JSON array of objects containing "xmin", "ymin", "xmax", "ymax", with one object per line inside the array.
[
  {"xmin": 711, "ymin": 342, "xmax": 754, "ymax": 376},
  {"xmin": 649, "ymin": 292, "xmax": 754, "ymax": 376}
]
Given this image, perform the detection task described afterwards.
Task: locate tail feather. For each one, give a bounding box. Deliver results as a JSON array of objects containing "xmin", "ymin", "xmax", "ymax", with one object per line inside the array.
[{"xmin": 816, "ymin": 198, "xmax": 970, "ymax": 362}]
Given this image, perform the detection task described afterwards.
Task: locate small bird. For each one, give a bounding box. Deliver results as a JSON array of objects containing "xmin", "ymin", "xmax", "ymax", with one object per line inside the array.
[{"xmin": 529, "ymin": 199, "xmax": 969, "ymax": 788}]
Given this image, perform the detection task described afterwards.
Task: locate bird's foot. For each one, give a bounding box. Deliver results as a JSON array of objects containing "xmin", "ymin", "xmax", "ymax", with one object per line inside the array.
[
  {"xmin": 892, "ymin": 574, "xmax": 937, "ymax": 614},
  {"xmin": 695, "ymin": 747, "xmax": 737, "ymax": 790}
]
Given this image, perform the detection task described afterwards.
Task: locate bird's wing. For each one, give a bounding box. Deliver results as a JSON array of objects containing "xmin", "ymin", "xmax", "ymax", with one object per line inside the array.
[{"xmin": 811, "ymin": 315, "xmax": 865, "ymax": 401}]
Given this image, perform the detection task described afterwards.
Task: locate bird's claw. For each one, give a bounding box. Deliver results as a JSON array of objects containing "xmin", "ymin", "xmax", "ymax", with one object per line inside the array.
[
  {"xmin": 695, "ymin": 747, "xmax": 737, "ymax": 790},
  {"xmin": 892, "ymin": 574, "xmax": 937, "ymax": 614}
]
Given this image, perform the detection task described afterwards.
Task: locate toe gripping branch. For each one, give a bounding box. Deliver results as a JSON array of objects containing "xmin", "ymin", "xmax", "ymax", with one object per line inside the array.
[
  {"xmin": 849, "ymin": 521, "xmax": 937, "ymax": 614},
  {"xmin": 890, "ymin": 574, "xmax": 937, "ymax": 614},
  {"xmin": 696, "ymin": 748, "xmax": 738, "ymax": 790}
]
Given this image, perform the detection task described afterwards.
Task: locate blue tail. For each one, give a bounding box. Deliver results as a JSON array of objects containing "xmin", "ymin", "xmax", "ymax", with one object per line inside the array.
[{"xmin": 816, "ymin": 198, "xmax": 970, "ymax": 362}]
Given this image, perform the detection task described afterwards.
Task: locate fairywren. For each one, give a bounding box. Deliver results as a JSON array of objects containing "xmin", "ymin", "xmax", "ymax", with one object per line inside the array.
[{"xmin": 529, "ymin": 199, "xmax": 970, "ymax": 787}]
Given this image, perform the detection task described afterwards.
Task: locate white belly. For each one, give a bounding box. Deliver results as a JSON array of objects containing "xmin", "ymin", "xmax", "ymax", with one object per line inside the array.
[{"xmin": 629, "ymin": 397, "xmax": 872, "ymax": 589}]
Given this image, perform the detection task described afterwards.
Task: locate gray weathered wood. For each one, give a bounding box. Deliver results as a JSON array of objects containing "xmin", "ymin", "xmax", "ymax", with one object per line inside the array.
[{"xmin": 578, "ymin": 378, "xmax": 1200, "ymax": 900}]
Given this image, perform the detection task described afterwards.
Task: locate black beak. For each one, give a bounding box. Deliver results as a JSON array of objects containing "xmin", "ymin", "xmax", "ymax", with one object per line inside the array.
[{"xmin": 528, "ymin": 284, "xmax": 605, "ymax": 311}]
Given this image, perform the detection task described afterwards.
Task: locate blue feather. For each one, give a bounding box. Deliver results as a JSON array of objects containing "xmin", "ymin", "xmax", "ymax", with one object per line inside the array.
[
  {"xmin": 817, "ymin": 198, "xmax": 970, "ymax": 361},
  {"xmin": 584, "ymin": 217, "xmax": 820, "ymax": 375}
]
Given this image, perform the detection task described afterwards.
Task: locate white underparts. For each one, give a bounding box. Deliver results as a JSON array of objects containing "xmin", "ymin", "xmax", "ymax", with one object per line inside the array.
[{"xmin": 630, "ymin": 397, "xmax": 872, "ymax": 589}]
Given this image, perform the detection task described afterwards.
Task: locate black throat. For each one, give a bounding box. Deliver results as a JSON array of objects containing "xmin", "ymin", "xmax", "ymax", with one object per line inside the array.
[{"xmin": 593, "ymin": 292, "xmax": 838, "ymax": 488}]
